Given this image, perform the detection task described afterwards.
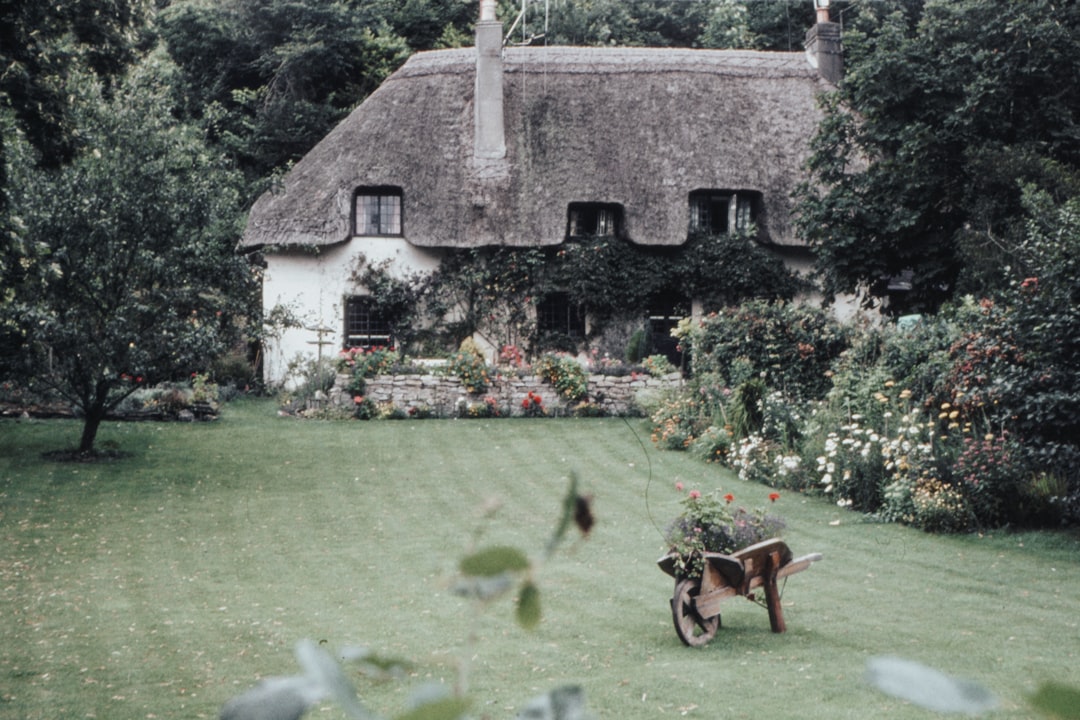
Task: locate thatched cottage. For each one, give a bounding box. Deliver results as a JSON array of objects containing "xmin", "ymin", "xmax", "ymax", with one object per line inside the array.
[{"xmin": 242, "ymin": 1, "xmax": 843, "ymax": 386}]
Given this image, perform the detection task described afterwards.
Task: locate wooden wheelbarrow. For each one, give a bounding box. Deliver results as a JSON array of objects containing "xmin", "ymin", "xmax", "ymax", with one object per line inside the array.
[{"xmin": 657, "ymin": 538, "xmax": 822, "ymax": 647}]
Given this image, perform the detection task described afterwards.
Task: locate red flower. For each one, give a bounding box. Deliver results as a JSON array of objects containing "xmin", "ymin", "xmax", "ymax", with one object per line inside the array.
[
  {"xmin": 723, "ymin": 493, "xmax": 735, "ymax": 504},
  {"xmin": 353, "ymin": 395, "xmax": 364, "ymax": 404},
  {"xmin": 769, "ymin": 492, "xmax": 781, "ymax": 503},
  {"xmin": 522, "ymin": 398, "xmax": 530, "ymax": 408}
]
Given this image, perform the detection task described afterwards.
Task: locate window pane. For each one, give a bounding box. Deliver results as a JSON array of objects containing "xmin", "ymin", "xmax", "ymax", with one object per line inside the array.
[
  {"xmin": 357, "ymin": 195, "xmax": 380, "ymax": 235},
  {"xmin": 735, "ymin": 194, "xmax": 752, "ymax": 232},
  {"xmin": 596, "ymin": 208, "xmax": 613, "ymax": 236},
  {"xmin": 380, "ymin": 195, "xmax": 401, "ymax": 235}
]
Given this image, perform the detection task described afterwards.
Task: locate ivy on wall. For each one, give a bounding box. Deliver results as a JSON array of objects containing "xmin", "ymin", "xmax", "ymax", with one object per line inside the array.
[{"xmin": 351, "ymin": 231, "xmax": 804, "ymax": 356}]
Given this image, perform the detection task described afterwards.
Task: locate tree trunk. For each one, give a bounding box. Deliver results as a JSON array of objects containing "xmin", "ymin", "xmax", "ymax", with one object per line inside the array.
[{"xmin": 78, "ymin": 402, "xmax": 106, "ymax": 454}]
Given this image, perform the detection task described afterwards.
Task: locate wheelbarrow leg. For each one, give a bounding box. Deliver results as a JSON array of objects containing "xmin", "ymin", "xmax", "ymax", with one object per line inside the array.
[{"xmin": 763, "ymin": 549, "xmax": 786, "ymax": 633}]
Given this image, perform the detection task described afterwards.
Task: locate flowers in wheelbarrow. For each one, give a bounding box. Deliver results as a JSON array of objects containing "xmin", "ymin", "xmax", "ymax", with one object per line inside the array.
[{"xmin": 663, "ymin": 484, "xmax": 786, "ymax": 578}]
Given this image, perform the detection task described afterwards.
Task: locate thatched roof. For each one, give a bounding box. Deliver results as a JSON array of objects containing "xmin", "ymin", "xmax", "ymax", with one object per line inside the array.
[{"xmin": 242, "ymin": 46, "xmax": 828, "ymax": 250}]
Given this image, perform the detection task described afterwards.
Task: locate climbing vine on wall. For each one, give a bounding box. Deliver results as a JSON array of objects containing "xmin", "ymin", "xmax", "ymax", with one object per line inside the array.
[{"xmin": 352, "ymin": 232, "xmax": 803, "ymax": 356}]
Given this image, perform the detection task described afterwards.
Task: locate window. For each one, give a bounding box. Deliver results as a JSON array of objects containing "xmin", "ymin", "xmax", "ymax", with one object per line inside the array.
[
  {"xmin": 537, "ymin": 292, "xmax": 585, "ymax": 339},
  {"xmin": 567, "ymin": 203, "xmax": 622, "ymax": 238},
  {"xmin": 344, "ymin": 296, "xmax": 392, "ymax": 349},
  {"xmin": 354, "ymin": 187, "xmax": 402, "ymax": 236},
  {"xmin": 648, "ymin": 295, "xmax": 690, "ymax": 369},
  {"xmin": 688, "ymin": 190, "xmax": 758, "ymax": 235}
]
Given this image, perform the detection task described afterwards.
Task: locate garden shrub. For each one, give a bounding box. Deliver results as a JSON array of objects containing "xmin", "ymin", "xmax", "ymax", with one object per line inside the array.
[
  {"xmin": 688, "ymin": 425, "xmax": 733, "ymax": 463},
  {"xmin": 338, "ymin": 346, "xmax": 401, "ymax": 396},
  {"xmin": 625, "ymin": 328, "xmax": 648, "ymax": 363},
  {"xmin": 520, "ymin": 392, "xmax": 545, "ymax": 417},
  {"xmin": 534, "ymin": 353, "xmax": 588, "ymax": 401},
  {"xmin": 682, "ymin": 299, "xmax": 849, "ymax": 403},
  {"xmin": 647, "ymin": 393, "xmax": 705, "ymax": 450},
  {"xmin": 447, "ymin": 340, "xmax": 491, "ymax": 394},
  {"xmin": 728, "ymin": 379, "xmax": 766, "ymax": 439},
  {"xmin": 352, "ymin": 395, "xmax": 378, "ymax": 420},
  {"xmin": 641, "ymin": 354, "xmax": 676, "ymax": 376},
  {"xmin": 571, "ymin": 400, "xmax": 607, "ymax": 417},
  {"xmin": 457, "ymin": 395, "xmax": 503, "ymax": 418}
]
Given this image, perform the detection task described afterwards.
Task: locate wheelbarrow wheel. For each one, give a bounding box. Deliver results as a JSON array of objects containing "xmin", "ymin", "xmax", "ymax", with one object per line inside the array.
[{"xmin": 671, "ymin": 578, "xmax": 719, "ymax": 647}]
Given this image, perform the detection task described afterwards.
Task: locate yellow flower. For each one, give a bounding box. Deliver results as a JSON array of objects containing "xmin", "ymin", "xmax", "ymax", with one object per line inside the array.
[
  {"xmin": 941, "ymin": 402, "xmax": 952, "ymax": 410},
  {"xmin": 884, "ymin": 380, "xmax": 896, "ymax": 388},
  {"xmin": 899, "ymin": 389, "xmax": 912, "ymax": 399}
]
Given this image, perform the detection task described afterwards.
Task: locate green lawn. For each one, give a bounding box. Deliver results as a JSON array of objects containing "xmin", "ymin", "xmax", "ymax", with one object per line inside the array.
[{"xmin": 2, "ymin": 398, "xmax": 1078, "ymax": 719}]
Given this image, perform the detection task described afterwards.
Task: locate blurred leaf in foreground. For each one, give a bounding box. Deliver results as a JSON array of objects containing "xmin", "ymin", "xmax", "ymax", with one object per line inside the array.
[
  {"xmin": 865, "ymin": 656, "xmax": 997, "ymax": 716},
  {"xmin": 1029, "ymin": 681, "xmax": 1080, "ymax": 719},
  {"xmin": 516, "ymin": 580, "xmax": 542, "ymax": 630},
  {"xmin": 459, "ymin": 545, "xmax": 530, "ymax": 577}
]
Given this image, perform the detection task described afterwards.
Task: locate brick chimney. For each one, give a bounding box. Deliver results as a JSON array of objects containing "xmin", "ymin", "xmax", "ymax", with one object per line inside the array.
[
  {"xmin": 474, "ymin": 0, "xmax": 506, "ymax": 160},
  {"xmin": 805, "ymin": 1, "xmax": 842, "ymax": 85}
]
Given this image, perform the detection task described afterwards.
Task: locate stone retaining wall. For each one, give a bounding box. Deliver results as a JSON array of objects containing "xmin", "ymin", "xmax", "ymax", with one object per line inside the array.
[{"xmin": 329, "ymin": 371, "xmax": 681, "ymax": 416}]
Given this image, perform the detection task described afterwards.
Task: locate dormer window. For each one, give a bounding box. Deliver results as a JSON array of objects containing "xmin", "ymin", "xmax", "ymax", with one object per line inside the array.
[
  {"xmin": 688, "ymin": 190, "xmax": 759, "ymax": 235},
  {"xmin": 355, "ymin": 187, "xmax": 402, "ymax": 236},
  {"xmin": 567, "ymin": 203, "xmax": 622, "ymax": 238}
]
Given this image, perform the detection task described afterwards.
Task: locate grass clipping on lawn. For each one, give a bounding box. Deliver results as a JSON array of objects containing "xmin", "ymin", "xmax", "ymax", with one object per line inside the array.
[{"xmin": 0, "ymin": 398, "xmax": 1078, "ymax": 719}]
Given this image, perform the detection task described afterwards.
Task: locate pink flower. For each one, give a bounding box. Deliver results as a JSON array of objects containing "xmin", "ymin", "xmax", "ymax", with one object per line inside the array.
[
  {"xmin": 675, "ymin": 482, "xmax": 684, "ymax": 492},
  {"xmin": 689, "ymin": 490, "xmax": 701, "ymax": 499},
  {"xmin": 353, "ymin": 395, "xmax": 364, "ymax": 404}
]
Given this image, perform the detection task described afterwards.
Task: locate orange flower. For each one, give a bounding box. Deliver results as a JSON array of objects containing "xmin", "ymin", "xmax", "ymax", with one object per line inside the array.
[
  {"xmin": 723, "ymin": 493, "xmax": 735, "ymax": 503},
  {"xmin": 769, "ymin": 492, "xmax": 781, "ymax": 502}
]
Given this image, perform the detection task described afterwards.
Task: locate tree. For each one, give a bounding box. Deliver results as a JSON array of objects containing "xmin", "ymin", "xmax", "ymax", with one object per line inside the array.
[
  {"xmin": 4, "ymin": 58, "xmax": 253, "ymax": 454},
  {"xmin": 0, "ymin": 0, "xmax": 153, "ymax": 168},
  {"xmin": 797, "ymin": 0, "xmax": 1080, "ymax": 313},
  {"xmin": 158, "ymin": 0, "xmax": 410, "ymax": 190}
]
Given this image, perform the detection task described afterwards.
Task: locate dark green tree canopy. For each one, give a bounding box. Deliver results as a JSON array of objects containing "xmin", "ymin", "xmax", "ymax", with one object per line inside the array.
[
  {"xmin": 798, "ymin": 0, "xmax": 1080, "ymax": 313},
  {"xmin": 158, "ymin": 0, "xmax": 411, "ymax": 189},
  {"xmin": 5, "ymin": 62, "xmax": 253, "ymax": 453},
  {"xmin": 0, "ymin": 0, "xmax": 153, "ymax": 167}
]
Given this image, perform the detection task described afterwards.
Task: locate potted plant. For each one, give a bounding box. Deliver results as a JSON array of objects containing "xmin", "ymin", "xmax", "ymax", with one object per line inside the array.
[{"xmin": 661, "ymin": 485, "xmax": 785, "ymax": 579}]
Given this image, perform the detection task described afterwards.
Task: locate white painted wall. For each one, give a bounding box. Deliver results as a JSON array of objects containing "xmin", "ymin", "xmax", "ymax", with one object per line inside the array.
[{"xmin": 261, "ymin": 237, "xmax": 442, "ymax": 388}]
